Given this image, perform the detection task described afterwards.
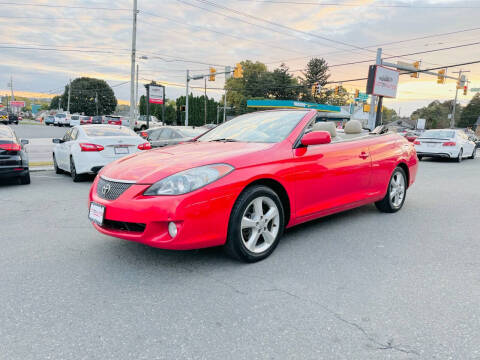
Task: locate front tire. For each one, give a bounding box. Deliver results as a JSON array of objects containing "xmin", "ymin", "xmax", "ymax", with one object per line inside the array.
[
  {"xmin": 418, "ymin": 155, "xmax": 423, "ymax": 161},
  {"xmin": 469, "ymin": 148, "xmax": 476, "ymax": 159},
  {"xmin": 70, "ymin": 157, "xmax": 82, "ymax": 182},
  {"xmin": 224, "ymin": 185, "xmax": 285, "ymax": 263},
  {"xmin": 375, "ymin": 167, "xmax": 407, "ymax": 213},
  {"xmin": 53, "ymin": 154, "xmax": 63, "ymax": 174}
]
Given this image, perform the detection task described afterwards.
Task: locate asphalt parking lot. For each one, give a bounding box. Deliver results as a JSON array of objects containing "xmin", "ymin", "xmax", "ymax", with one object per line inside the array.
[{"xmin": 1, "ymin": 156, "xmax": 480, "ymax": 359}]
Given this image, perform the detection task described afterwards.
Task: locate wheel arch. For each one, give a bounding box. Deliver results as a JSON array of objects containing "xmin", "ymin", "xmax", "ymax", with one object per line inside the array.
[
  {"xmin": 397, "ymin": 162, "xmax": 410, "ymax": 188},
  {"xmin": 242, "ymin": 178, "xmax": 292, "ymax": 226}
]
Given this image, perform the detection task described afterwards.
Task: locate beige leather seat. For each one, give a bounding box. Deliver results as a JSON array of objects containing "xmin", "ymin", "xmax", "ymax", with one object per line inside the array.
[
  {"xmin": 341, "ymin": 120, "xmax": 364, "ymax": 140},
  {"xmin": 312, "ymin": 121, "xmax": 337, "ymax": 141}
]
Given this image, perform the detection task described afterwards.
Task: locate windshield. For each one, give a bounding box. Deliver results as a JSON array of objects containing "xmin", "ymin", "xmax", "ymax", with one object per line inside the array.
[
  {"xmin": 56, "ymin": 114, "xmax": 66, "ymax": 118},
  {"xmin": 421, "ymin": 130, "xmax": 455, "ymax": 139},
  {"xmin": 84, "ymin": 126, "xmax": 136, "ymax": 137},
  {"xmin": 71, "ymin": 116, "xmax": 79, "ymax": 120},
  {"xmin": 197, "ymin": 110, "xmax": 308, "ymax": 143}
]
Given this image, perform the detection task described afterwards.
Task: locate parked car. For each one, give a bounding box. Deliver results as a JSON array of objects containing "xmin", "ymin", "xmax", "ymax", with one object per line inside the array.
[
  {"xmin": 404, "ymin": 132, "xmax": 418, "ymax": 143},
  {"xmin": 80, "ymin": 116, "xmax": 93, "ymax": 125},
  {"xmin": 88, "ymin": 110, "xmax": 418, "ymax": 262},
  {"xmin": 0, "ymin": 111, "xmax": 9, "ymax": 124},
  {"xmin": 414, "ymin": 129, "xmax": 476, "ymax": 162},
  {"xmin": 45, "ymin": 115, "xmax": 55, "ymax": 126},
  {"xmin": 143, "ymin": 126, "xmax": 207, "ymax": 148},
  {"xmin": 8, "ymin": 113, "xmax": 19, "ymax": 125},
  {"xmin": 106, "ymin": 115, "xmax": 130, "ymax": 127},
  {"xmin": 0, "ymin": 125, "xmax": 30, "ymax": 184},
  {"xmin": 52, "ymin": 125, "xmax": 151, "ymax": 182},
  {"xmin": 92, "ymin": 116, "xmax": 104, "ymax": 124},
  {"xmin": 203, "ymin": 123, "xmax": 217, "ymax": 130},
  {"xmin": 70, "ymin": 115, "xmax": 81, "ymax": 126},
  {"xmin": 54, "ymin": 113, "xmax": 68, "ymax": 126},
  {"xmin": 134, "ymin": 115, "xmax": 162, "ymax": 131}
]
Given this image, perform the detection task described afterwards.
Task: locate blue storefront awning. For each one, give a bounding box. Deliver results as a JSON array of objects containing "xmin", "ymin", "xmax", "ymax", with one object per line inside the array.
[{"xmin": 247, "ymin": 99, "xmax": 341, "ymax": 113}]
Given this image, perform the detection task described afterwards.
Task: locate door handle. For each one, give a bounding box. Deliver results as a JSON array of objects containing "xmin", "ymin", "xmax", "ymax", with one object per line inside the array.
[{"xmin": 359, "ymin": 152, "xmax": 369, "ymax": 159}]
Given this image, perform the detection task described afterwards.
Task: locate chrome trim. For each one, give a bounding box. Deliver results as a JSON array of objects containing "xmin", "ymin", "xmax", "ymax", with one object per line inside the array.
[{"xmin": 100, "ymin": 175, "xmax": 137, "ymax": 184}]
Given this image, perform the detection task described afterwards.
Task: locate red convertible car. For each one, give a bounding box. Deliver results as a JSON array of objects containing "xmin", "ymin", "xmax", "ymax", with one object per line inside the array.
[{"xmin": 89, "ymin": 110, "xmax": 418, "ymax": 262}]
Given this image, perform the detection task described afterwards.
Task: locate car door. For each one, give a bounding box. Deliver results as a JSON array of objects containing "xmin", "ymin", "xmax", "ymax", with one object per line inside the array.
[
  {"xmin": 293, "ymin": 131, "xmax": 372, "ymax": 219},
  {"xmin": 57, "ymin": 129, "xmax": 72, "ymax": 169},
  {"xmin": 167, "ymin": 129, "xmax": 182, "ymax": 146}
]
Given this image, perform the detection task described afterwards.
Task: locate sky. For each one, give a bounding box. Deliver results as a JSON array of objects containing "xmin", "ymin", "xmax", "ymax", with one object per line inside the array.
[{"xmin": 0, "ymin": 0, "xmax": 480, "ymax": 115}]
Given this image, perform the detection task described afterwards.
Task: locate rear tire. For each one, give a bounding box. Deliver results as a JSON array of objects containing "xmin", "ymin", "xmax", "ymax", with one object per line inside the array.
[
  {"xmin": 456, "ymin": 148, "xmax": 463, "ymax": 162},
  {"xmin": 19, "ymin": 172, "xmax": 30, "ymax": 185},
  {"xmin": 70, "ymin": 157, "xmax": 82, "ymax": 182},
  {"xmin": 375, "ymin": 167, "xmax": 407, "ymax": 213},
  {"xmin": 224, "ymin": 185, "xmax": 285, "ymax": 263}
]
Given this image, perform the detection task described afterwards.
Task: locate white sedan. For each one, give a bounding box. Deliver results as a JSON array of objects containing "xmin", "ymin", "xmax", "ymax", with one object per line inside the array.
[
  {"xmin": 414, "ymin": 129, "xmax": 476, "ymax": 162},
  {"xmin": 52, "ymin": 125, "xmax": 151, "ymax": 181}
]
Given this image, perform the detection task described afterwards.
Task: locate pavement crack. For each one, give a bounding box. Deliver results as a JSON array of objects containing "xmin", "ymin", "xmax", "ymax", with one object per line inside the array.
[{"xmin": 264, "ymin": 287, "xmax": 419, "ymax": 356}]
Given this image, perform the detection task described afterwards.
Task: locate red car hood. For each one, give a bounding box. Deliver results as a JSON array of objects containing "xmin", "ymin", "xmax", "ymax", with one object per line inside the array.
[{"xmin": 100, "ymin": 141, "xmax": 276, "ymax": 184}]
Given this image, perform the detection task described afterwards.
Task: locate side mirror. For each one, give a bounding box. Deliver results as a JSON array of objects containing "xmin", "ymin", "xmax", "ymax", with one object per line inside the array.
[
  {"xmin": 20, "ymin": 139, "xmax": 29, "ymax": 145},
  {"xmin": 52, "ymin": 138, "xmax": 63, "ymax": 144},
  {"xmin": 301, "ymin": 131, "xmax": 331, "ymax": 146}
]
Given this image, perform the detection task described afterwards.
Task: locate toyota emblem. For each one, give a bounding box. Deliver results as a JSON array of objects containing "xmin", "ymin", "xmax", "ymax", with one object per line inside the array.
[{"xmin": 102, "ymin": 184, "xmax": 111, "ymax": 195}]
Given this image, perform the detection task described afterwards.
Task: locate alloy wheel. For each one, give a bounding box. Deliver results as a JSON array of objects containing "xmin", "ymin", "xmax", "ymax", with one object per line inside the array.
[
  {"xmin": 390, "ymin": 171, "xmax": 405, "ymax": 208},
  {"xmin": 240, "ymin": 196, "xmax": 280, "ymax": 254}
]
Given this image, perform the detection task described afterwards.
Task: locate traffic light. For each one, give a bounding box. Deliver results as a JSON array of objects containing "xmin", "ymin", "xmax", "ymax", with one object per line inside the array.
[
  {"xmin": 209, "ymin": 67, "xmax": 216, "ymax": 81},
  {"xmin": 456, "ymin": 75, "xmax": 467, "ymax": 89},
  {"xmin": 334, "ymin": 86, "xmax": 340, "ymax": 95},
  {"xmin": 411, "ymin": 61, "xmax": 420, "ymax": 78},
  {"xmin": 464, "ymin": 85, "xmax": 468, "ymax": 95},
  {"xmin": 354, "ymin": 89, "xmax": 359, "ymax": 98},
  {"xmin": 233, "ymin": 63, "xmax": 243, "ymax": 78},
  {"xmin": 311, "ymin": 82, "xmax": 320, "ymax": 96},
  {"xmin": 437, "ymin": 69, "xmax": 446, "ymax": 84},
  {"xmin": 180, "ymin": 105, "xmax": 186, "ymax": 112}
]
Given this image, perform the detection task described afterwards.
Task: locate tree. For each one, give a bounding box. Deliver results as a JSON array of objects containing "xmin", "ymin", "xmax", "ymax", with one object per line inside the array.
[
  {"xmin": 411, "ymin": 100, "xmax": 461, "ymax": 129},
  {"xmin": 49, "ymin": 95, "xmax": 61, "ymax": 110},
  {"xmin": 458, "ymin": 93, "xmax": 480, "ymax": 128},
  {"xmin": 299, "ymin": 58, "xmax": 330, "ymax": 102},
  {"xmin": 59, "ymin": 77, "xmax": 117, "ymax": 115},
  {"xmin": 175, "ymin": 94, "xmax": 221, "ymax": 126},
  {"xmin": 267, "ymin": 63, "xmax": 302, "ymax": 100},
  {"xmin": 382, "ymin": 107, "xmax": 398, "ymax": 123}
]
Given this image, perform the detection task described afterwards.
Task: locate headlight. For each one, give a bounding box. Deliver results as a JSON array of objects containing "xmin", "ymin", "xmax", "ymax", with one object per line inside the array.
[{"xmin": 143, "ymin": 164, "xmax": 234, "ymax": 196}]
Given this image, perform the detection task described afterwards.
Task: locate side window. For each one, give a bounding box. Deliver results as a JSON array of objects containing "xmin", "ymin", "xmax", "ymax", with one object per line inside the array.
[
  {"xmin": 170, "ymin": 130, "xmax": 181, "ymax": 139},
  {"xmin": 161, "ymin": 129, "xmax": 173, "ymax": 139},
  {"xmin": 70, "ymin": 128, "xmax": 79, "ymax": 141},
  {"xmin": 62, "ymin": 129, "xmax": 72, "ymax": 142}
]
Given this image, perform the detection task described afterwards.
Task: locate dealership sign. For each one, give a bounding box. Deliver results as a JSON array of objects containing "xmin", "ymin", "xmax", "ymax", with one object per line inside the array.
[
  {"xmin": 366, "ymin": 65, "xmax": 399, "ymax": 98},
  {"xmin": 149, "ymin": 85, "xmax": 164, "ymax": 104},
  {"xmin": 9, "ymin": 100, "xmax": 26, "ymax": 107}
]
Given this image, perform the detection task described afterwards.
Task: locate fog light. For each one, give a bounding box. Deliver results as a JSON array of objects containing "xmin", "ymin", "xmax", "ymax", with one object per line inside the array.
[{"xmin": 168, "ymin": 222, "xmax": 178, "ymax": 238}]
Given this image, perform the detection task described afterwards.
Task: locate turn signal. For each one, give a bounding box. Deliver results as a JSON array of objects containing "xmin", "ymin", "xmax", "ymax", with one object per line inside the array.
[
  {"xmin": 0, "ymin": 143, "xmax": 21, "ymax": 151},
  {"xmin": 138, "ymin": 142, "xmax": 152, "ymax": 150},
  {"xmin": 413, "ymin": 140, "xmax": 421, "ymax": 145},
  {"xmin": 79, "ymin": 143, "xmax": 104, "ymax": 152},
  {"xmin": 442, "ymin": 142, "xmax": 456, "ymax": 146}
]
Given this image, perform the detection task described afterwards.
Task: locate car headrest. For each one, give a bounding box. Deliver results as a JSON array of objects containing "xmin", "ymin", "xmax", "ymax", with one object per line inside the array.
[
  {"xmin": 344, "ymin": 120, "xmax": 362, "ymax": 134},
  {"xmin": 312, "ymin": 121, "xmax": 337, "ymax": 138}
]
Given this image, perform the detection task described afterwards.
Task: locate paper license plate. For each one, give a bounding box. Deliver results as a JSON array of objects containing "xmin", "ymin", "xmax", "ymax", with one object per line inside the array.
[
  {"xmin": 89, "ymin": 202, "xmax": 105, "ymax": 225},
  {"xmin": 114, "ymin": 146, "xmax": 129, "ymax": 155}
]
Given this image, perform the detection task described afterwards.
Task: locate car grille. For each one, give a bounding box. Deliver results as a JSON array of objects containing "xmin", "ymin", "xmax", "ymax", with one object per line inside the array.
[
  {"xmin": 96, "ymin": 177, "xmax": 134, "ymax": 200},
  {"xmin": 102, "ymin": 219, "xmax": 146, "ymax": 233}
]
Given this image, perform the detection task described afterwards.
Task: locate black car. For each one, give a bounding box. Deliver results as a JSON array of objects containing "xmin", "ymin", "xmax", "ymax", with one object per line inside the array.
[
  {"xmin": 92, "ymin": 116, "xmax": 103, "ymax": 124},
  {"xmin": 140, "ymin": 126, "xmax": 207, "ymax": 148},
  {"xmin": 8, "ymin": 113, "xmax": 19, "ymax": 125},
  {"xmin": 0, "ymin": 125, "xmax": 30, "ymax": 184}
]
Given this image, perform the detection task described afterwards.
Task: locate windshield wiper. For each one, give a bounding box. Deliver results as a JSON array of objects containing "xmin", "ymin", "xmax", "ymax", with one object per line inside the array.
[{"xmin": 209, "ymin": 138, "xmax": 240, "ymax": 142}]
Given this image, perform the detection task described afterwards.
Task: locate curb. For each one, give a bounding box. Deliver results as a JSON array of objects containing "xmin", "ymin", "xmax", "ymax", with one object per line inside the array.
[
  {"xmin": 30, "ymin": 161, "xmax": 54, "ymax": 167},
  {"xmin": 30, "ymin": 166, "xmax": 54, "ymax": 172}
]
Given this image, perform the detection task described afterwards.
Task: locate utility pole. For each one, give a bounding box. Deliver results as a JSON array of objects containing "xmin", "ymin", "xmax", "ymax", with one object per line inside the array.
[
  {"xmin": 95, "ymin": 92, "xmax": 99, "ymax": 115},
  {"xmin": 135, "ymin": 64, "xmax": 139, "ymax": 120},
  {"xmin": 185, "ymin": 70, "xmax": 189, "ymax": 126},
  {"xmin": 223, "ymin": 89, "xmax": 227, "ymax": 123},
  {"xmin": 216, "ymin": 105, "xmax": 219, "ymax": 124},
  {"xmin": 451, "ymin": 69, "xmax": 470, "ymax": 128},
  {"xmin": 367, "ymin": 48, "xmax": 382, "ymax": 130},
  {"xmin": 9, "ymin": 76, "xmax": 14, "ymax": 101},
  {"xmin": 67, "ymin": 79, "xmax": 71, "ymax": 113},
  {"xmin": 129, "ymin": 0, "xmax": 138, "ymax": 129},
  {"xmin": 204, "ymin": 77, "xmax": 207, "ymax": 125}
]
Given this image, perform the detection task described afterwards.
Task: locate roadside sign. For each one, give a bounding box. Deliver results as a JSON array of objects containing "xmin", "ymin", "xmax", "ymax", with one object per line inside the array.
[
  {"xmin": 417, "ymin": 118, "xmax": 426, "ymax": 130},
  {"xmin": 9, "ymin": 100, "xmax": 25, "ymax": 107},
  {"xmin": 367, "ymin": 65, "xmax": 399, "ymax": 98},
  {"xmin": 355, "ymin": 92, "xmax": 369, "ymax": 102},
  {"xmin": 149, "ymin": 85, "xmax": 164, "ymax": 104},
  {"xmin": 470, "ymin": 88, "xmax": 480, "ymax": 92}
]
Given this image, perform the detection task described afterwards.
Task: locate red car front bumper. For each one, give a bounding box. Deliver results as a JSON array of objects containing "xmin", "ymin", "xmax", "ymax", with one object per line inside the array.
[{"xmin": 88, "ymin": 176, "xmax": 238, "ymax": 250}]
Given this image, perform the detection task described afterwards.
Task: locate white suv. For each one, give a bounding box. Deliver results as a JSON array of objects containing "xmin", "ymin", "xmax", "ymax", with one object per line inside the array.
[{"xmin": 54, "ymin": 113, "xmax": 69, "ymax": 127}]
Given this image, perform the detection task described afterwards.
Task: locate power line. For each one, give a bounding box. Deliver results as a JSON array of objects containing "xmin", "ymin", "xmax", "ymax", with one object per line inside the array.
[
  {"xmin": 0, "ymin": 2, "xmax": 130, "ymax": 11},
  {"xmin": 230, "ymin": 0, "xmax": 480, "ymax": 8}
]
